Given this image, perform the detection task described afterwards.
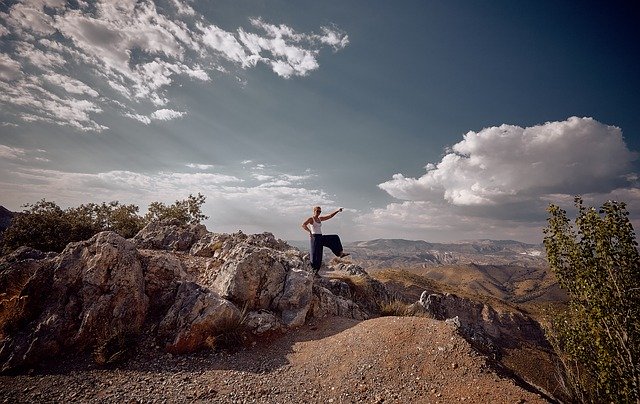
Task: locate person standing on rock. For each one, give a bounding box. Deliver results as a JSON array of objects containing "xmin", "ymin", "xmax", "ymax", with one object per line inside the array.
[{"xmin": 301, "ymin": 206, "xmax": 350, "ymax": 273}]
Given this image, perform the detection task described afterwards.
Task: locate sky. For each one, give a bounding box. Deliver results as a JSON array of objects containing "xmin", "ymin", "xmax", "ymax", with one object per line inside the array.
[{"xmin": 1, "ymin": 0, "xmax": 639, "ymax": 244}]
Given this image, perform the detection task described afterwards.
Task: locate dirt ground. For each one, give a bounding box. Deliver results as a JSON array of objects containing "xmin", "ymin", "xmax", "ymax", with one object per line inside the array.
[{"xmin": 0, "ymin": 316, "xmax": 552, "ymax": 403}]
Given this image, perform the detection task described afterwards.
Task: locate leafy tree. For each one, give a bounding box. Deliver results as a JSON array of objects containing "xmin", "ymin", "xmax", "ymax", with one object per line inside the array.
[
  {"xmin": 544, "ymin": 197, "xmax": 640, "ymax": 403},
  {"xmin": 144, "ymin": 193, "xmax": 208, "ymax": 225}
]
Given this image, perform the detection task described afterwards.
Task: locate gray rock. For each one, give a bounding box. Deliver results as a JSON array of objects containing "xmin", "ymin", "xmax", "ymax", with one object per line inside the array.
[
  {"xmin": 190, "ymin": 231, "xmax": 293, "ymax": 258},
  {"xmin": 134, "ymin": 219, "xmax": 207, "ymax": 251},
  {"xmin": 330, "ymin": 262, "xmax": 368, "ymax": 276},
  {"xmin": 211, "ymin": 243, "xmax": 313, "ymax": 327},
  {"xmin": 158, "ymin": 282, "xmax": 241, "ymax": 354},
  {"xmin": 309, "ymin": 284, "xmax": 368, "ymax": 320},
  {"xmin": 412, "ymin": 291, "xmax": 547, "ymax": 350},
  {"xmin": 141, "ymin": 252, "xmax": 190, "ymax": 316},
  {"xmin": 244, "ymin": 310, "xmax": 283, "ymax": 334},
  {"xmin": 1, "ymin": 232, "xmax": 148, "ymax": 372}
]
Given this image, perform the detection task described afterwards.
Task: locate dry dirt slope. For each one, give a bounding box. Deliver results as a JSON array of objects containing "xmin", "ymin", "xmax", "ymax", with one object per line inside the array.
[{"xmin": 0, "ymin": 316, "xmax": 550, "ymax": 403}]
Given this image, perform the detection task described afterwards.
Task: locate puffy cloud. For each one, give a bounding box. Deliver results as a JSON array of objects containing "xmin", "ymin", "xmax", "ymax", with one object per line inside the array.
[
  {"xmin": 371, "ymin": 117, "xmax": 640, "ymax": 242},
  {"xmin": 0, "ymin": 76, "xmax": 107, "ymax": 132},
  {"xmin": 125, "ymin": 113, "xmax": 151, "ymax": 125},
  {"xmin": 380, "ymin": 117, "xmax": 637, "ymax": 205},
  {"xmin": 0, "ymin": 0, "xmax": 348, "ymax": 132}
]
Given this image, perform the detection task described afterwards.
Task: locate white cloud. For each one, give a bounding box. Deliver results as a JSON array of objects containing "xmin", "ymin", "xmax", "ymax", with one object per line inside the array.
[
  {"xmin": 380, "ymin": 117, "xmax": 637, "ymax": 205},
  {"xmin": 42, "ymin": 73, "xmax": 99, "ymax": 97},
  {"xmin": 0, "ymin": 0, "xmax": 348, "ymax": 132},
  {"xmin": 125, "ymin": 113, "xmax": 152, "ymax": 125},
  {"xmin": 0, "ymin": 77, "xmax": 107, "ymax": 132},
  {"xmin": 151, "ymin": 108, "xmax": 186, "ymax": 121},
  {"xmin": 369, "ymin": 117, "xmax": 640, "ymax": 242},
  {"xmin": 169, "ymin": 0, "xmax": 196, "ymax": 16}
]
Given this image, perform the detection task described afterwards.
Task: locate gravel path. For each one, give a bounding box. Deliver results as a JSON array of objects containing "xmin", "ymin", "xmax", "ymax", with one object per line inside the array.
[{"xmin": 0, "ymin": 316, "xmax": 550, "ymax": 403}]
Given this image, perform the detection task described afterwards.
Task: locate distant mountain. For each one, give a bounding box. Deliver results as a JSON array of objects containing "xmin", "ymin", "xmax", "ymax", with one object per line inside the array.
[
  {"xmin": 345, "ymin": 238, "xmax": 546, "ymax": 268},
  {"xmin": 0, "ymin": 206, "xmax": 14, "ymax": 233},
  {"xmin": 341, "ymin": 238, "xmax": 563, "ymax": 307}
]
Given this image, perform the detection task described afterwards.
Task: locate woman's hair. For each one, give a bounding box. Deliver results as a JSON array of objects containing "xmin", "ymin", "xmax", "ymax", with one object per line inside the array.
[{"xmin": 313, "ymin": 206, "xmax": 321, "ymax": 212}]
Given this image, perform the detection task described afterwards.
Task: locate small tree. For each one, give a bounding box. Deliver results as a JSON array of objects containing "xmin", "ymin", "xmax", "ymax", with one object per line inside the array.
[
  {"xmin": 144, "ymin": 193, "xmax": 208, "ymax": 225},
  {"xmin": 543, "ymin": 197, "xmax": 640, "ymax": 403}
]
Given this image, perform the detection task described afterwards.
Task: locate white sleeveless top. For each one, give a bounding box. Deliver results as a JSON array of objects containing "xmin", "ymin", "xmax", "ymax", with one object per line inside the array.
[{"xmin": 310, "ymin": 218, "xmax": 322, "ymax": 234}]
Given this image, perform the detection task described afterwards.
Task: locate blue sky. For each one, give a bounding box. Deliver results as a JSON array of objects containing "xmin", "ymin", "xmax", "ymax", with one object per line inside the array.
[{"xmin": 1, "ymin": 0, "xmax": 639, "ymax": 243}]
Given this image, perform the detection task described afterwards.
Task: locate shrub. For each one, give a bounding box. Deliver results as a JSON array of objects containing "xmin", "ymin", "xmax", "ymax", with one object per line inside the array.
[
  {"xmin": 1, "ymin": 194, "xmax": 208, "ymax": 255},
  {"xmin": 144, "ymin": 193, "xmax": 208, "ymax": 225},
  {"xmin": 1, "ymin": 200, "xmax": 73, "ymax": 253},
  {"xmin": 543, "ymin": 197, "xmax": 640, "ymax": 402}
]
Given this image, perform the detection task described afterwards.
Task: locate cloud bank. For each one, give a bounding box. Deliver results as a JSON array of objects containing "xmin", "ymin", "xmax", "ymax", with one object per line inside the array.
[
  {"xmin": 0, "ymin": 0, "xmax": 348, "ymax": 131},
  {"xmin": 369, "ymin": 117, "xmax": 639, "ymax": 242}
]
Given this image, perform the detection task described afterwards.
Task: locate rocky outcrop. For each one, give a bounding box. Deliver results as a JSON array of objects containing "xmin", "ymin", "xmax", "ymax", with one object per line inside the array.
[
  {"xmin": 190, "ymin": 231, "xmax": 291, "ymax": 258},
  {"xmin": 0, "ymin": 232, "xmax": 149, "ymax": 372},
  {"xmin": 411, "ymin": 291, "xmax": 548, "ymax": 352},
  {"xmin": 140, "ymin": 252, "xmax": 190, "ymax": 317},
  {"xmin": 134, "ymin": 219, "xmax": 207, "ymax": 251},
  {"xmin": 0, "ymin": 225, "xmax": 396, "ymax": 372},
  {"xmin": 309, "ymin": 283, "xmax": 368, "ymax": 320}
]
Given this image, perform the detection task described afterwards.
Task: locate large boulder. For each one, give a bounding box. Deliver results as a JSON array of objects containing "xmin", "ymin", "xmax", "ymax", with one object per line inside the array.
[
  {"xmin": 157, "ymin": 282, "xmax": 241, "ymax": 354},
  {"xmin": 134, "ymin": 219, "xmax": 207, "ymax": 251},
  {"xmin": 211, "ymin": 244, "xmax": 313, "ymax": 327},
  {"xmin": 0, "ymin": 232, "xmax": 148, "ymax": 372}
]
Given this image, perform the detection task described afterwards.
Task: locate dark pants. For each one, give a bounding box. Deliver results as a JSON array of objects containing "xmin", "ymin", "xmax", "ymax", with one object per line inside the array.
[{"xmin": 310, "ymin": 234, "xmax": 343, "ymax": 270}]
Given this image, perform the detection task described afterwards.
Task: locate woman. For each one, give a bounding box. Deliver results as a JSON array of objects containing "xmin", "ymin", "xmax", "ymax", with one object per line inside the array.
[{"xmin": 301, "ymin": 206, "xmax": 349, "ymax": 273}]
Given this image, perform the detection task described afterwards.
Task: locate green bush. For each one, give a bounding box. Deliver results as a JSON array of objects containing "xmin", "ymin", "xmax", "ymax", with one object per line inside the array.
[
  {"xmin": 544, "ymin": 197, "xmax": 640, "ymax": 403},
  {"xmin": 1, "ymin": 194, "xmax": 208, "ymax": 255},
  {"xmin": 144, "ymin": 193, "xmax": 208, "ymax": 225}
]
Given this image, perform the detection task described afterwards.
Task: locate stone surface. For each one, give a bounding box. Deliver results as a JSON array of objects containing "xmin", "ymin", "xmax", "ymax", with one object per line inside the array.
[
  {"xmin": 412, "ymin": 291, "xmax": 548, "ymax": 350},
  {"xmin": 140, "ymin": 251, "xmax": 190, "ymax": 317},
  {"xmin": 244, "ymin": 310, "xmax": 283, "ymax": 334},
  {"xmin": 309, "ymin": 284, "xmax": 368, "ymax": 320},
  {"xmin": 0, "ymin": 232, "xmax": 149, "ymax": 372},
  {"xmin": 134, "ymin": 219, "xmax": 207, "ymax": 251},
  {"xmin": 211, "ymin": 243, "xmax": 313, "ymax": 327},
  {"xmin": 331, "ymin": 262, "xmax": 368, "ymax": 276},
  {"xmin": 158, "ymin": 282, "xmax": 241, "ymax": 354}
]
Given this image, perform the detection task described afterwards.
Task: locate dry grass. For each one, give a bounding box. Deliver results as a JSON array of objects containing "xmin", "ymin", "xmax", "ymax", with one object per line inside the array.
[
  {"xmin": 206, "ymin": 303, "xmax": 250, "ymax": 350},
  {"xmin": 378, "ymin": 299, "xmax": 412, "ymax": 317}
]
